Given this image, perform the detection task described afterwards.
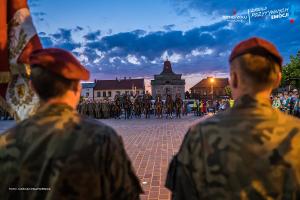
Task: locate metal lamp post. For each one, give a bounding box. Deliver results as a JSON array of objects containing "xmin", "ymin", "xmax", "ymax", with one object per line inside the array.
[{"xmin": 210, "ymin": 78, "xmax": 215, "ymax": 100}]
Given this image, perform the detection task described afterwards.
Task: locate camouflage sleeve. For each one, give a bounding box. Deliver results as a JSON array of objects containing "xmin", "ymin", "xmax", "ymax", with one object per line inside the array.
[
  {"xmin": 0, "ymin": 128, "xmax": 20, "ymax": 198},
  {"xmin": 165, "ymin": 126, "xmax": 204, "ymax": 200},
  {"xmin": 102, "ymin": 129, "xmax": 143, "ymax": 200}
]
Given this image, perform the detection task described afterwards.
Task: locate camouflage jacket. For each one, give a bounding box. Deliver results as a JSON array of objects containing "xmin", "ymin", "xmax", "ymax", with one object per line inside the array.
[
  {"xmin": 0, "ymin": 103, "xmax": 142, "ymax": 200},
  {"xmin": 166, "ymin": 95, "xmax": 300, "ymax": 200}
]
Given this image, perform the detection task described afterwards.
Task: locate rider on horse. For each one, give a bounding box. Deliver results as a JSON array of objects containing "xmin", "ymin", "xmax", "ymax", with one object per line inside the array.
[
  {"xmin": 166, "ymin": 94, "xmax": 174, "ymax": 119},
  {"xmin": 155, "ymin": 95, "xmax": 163, "ymax": 119}
]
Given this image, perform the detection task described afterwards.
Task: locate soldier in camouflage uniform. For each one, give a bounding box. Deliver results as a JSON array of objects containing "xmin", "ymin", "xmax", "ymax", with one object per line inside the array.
[
  {"xmin": 166, "ymin": 37, "xmax": 300, "ymax": 199},
  {"xmin": 102, "ymin": 99, "xmax": 110, "ymax": 119},
  {"xmin": 0, "ymin": 48, "xmax": 142, "ymax": 200},
  {"xmin": 94, "ymin": 100, "xmax": 102, "ymax": 119}
]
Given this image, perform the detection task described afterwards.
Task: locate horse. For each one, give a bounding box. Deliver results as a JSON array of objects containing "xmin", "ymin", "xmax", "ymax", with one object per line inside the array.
[
  {"xmin": 155, "ymin": 96, "xmax": 163, "ymax": 118},
  {"xmin": 166, "ymin": 95, "xmax": 174, "ymax": 119},
  {"xmin": 175, "ymin": 97, "xmax": 183, "ymax": 118},
  {"xmin": 134, "ymin": 97, "xmax": 142, "ymax": 118},
  {"xmin": 143, "ymin": 94, "xmax": 152, "ymax": 119}
]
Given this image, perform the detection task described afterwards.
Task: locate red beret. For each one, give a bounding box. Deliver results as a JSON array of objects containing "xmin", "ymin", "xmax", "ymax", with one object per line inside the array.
[
  {"xmin": 229, "ymin": 37, "xmax": 283, "ymax": 66},
  {"xmin": 29, "ymin": 48, "xmax": 90, "ymax": 81}
]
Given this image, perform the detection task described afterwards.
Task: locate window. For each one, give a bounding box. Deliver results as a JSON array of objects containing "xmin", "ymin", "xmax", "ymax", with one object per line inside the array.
[
  {"xmin": 86, "ymin": 92, "xmax": 89, "ymax": 97},
  {"xmin": 108, "ymin": 91, "xmax": 112, "ymax": 97},
  {"xmin": 103, "ymin": 91, "xmax": 106, "ymax": 97},
  {"xmin": 97, "ymin": 92, "xmax": 101, "ymax": 97}
]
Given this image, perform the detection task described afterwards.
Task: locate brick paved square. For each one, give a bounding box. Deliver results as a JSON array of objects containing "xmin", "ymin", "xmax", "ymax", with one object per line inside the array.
[{"xmin": 101, "ymin": 114, "xmax": 206, "ymax": 200}]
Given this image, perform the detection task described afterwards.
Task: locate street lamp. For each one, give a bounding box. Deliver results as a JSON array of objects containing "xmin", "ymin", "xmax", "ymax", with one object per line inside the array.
[{"xmin": 210, "ymin": 78, "xmax": 215, "ymax": 100}]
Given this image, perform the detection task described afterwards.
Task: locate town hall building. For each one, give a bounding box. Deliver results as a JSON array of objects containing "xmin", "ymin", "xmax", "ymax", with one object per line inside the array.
[{"xmin": 151, "ymin": 60, "xmax": 185, "ymax": 99}]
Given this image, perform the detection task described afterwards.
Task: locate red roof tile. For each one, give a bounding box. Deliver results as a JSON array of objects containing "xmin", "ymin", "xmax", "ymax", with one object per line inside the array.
[{"xmin": 94, "ymin": 78, "xmax": 145, "ymax": 90}]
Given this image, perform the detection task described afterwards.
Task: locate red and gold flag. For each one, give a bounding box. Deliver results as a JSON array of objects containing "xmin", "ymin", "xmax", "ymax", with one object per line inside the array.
[{"xmin": 0, "ymin": 0, "xmax": 42, "ymax": 120}]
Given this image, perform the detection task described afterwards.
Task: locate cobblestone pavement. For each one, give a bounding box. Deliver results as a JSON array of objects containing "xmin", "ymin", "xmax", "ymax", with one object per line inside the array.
[
  {"xmin": 101, "ymin": 114, "xmax": 207, "ymax": 200},
  {"xmin": 0, "ymin": 114, "xmax": 208, "ymax": 200}
]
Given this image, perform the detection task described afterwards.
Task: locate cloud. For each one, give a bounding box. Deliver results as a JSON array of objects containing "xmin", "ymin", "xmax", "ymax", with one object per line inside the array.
[
  {"xmin": 163, "ymin": 24, "xmax": 176, "ymax": 31},
  {"xmin": 161, "ymin": 51, "xmax": 182, "ymax": 63},
  {"xmin": 127, "ymin": 54, "xmax": 141, "ymax": 65},
  {"xmin": 39, "ymin": 16, "xmax": 299, "ymax": 79},
  {"xmin": 83, "ymin": 30, "xmax": 101, "ymax": 41},
  {"xmin": 74, "ymin": 26, "xmax": 84, "ymax": 32},
  {"xmin": 40, "ymin": 28, "xmax": 81, "ymax": 51}
]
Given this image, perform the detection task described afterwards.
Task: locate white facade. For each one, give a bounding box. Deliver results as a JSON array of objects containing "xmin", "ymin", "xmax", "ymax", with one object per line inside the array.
[
  {"xmin": 80, "ymin": 83, "xmax": 95, "ymax": 100},
  {"xmin": 94, "ymin": 89, "xmax": 144, "ymax": 101}
]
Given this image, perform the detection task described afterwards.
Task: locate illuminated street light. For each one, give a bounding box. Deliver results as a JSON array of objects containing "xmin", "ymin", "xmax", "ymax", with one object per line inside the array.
[{"xmin": 210, "ymin": 78, "xmax": 215, "ymax": 83}]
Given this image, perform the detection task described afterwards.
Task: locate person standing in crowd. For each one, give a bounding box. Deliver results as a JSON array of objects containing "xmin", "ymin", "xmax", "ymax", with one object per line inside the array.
[
  {"xmin": 272, "ymin": 95, "xmax": 281, "ymax": 109},
  {"xmin": 166, "ymin": 37, "xmax": 300, "ymax": 199},
  {"xmin": 0, "ymin": 48, "xmax": 142, "ymax": 200},
  {"xmin": 199, "ymin": 100, "xmax": 203, "ymax": 116},
  {"xmin": 229, "ymin": 97, "xmax": 234, "ymax": 108},
  {"xmin": 182, "ymin": 101, "xmax": 188, "ymax": 116},
  {"xmin": 193, "ymin": 100, "xmax": 197, "ymax": 116},
  {"xmin": 293, "ymin": 92, "xmax": 300, "ymax": 118},
  {"xmin": 202, "ymin": 99, "xmax": 207, "ymax": 115}
]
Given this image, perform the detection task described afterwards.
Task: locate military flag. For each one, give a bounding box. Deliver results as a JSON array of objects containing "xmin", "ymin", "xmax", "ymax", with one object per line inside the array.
[{"xmin": 0, "ymin": 0, "xmax": 42, "ymax": 120}]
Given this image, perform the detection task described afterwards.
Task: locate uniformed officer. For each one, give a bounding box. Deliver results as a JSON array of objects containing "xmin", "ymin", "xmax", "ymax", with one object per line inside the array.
[
  {"xmin": 0, "ymin": 48, "xmax": 142, "ymax": 200},
  {"xmin": 166, "ymin": 37, "xmax": 300, "ymax": 199}
]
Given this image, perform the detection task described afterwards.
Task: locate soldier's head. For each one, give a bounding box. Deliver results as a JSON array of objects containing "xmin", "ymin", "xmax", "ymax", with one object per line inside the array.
[
  {"xmin": 229, "ymin": 37, "xmax": 282, "ymax": 100},
  {"xmin": 29, "ymin": 48, "xmax": 90, "ymax": 109}
]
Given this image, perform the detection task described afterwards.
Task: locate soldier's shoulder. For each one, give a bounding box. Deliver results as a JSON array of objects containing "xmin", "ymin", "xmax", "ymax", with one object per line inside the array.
[
  {"xmin": 276, "ymin": 110, "xmax": 300, "ymax": 128},
  {"xmin": 0, "ymin": 118, "xmax": 34, "ymax": 144},
  {"xmin": 193, "ymin": 111, "xmax": 230, "ymax": 129},
  {"xmin": 185, "ymin": 110, "xmax": 237, "ymax": 140},
  {"xmin": 79, "ymin": 116, "xmax": 119, "ymax": 139}
]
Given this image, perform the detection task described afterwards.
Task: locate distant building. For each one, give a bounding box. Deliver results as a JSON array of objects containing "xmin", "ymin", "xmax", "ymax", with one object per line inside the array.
[
  {"xmin": 151, "ymin": 60, "xmax": 185, "ymax": 99},
  {"xmin": 94, "ymin": 78, "xmax": 145, "ymax": 100},
  {"xmin": 81, "ymin": 82, "xmax": 95, "ymax": 100},
  {"xmin": 190, "ymin": 77, "xmax": 229, "ymax": 99}
]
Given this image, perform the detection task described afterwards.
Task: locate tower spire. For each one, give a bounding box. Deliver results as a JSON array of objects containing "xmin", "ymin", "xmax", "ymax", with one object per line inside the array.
[{"xmin": 161, "ymin": 59, "xmax": 174, "ymax": 74}]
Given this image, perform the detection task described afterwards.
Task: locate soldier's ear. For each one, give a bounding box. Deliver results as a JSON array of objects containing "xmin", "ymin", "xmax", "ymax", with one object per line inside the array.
[
  {"xmin": 230, "ymin": 72, "xmax": 238, "ymax": 89},
  {"xmin": 272, "ymin": 72, "xmax": 282, "ymax": 89}
]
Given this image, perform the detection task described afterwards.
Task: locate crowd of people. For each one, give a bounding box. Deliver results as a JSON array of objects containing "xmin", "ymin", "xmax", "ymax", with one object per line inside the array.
[
  {"xmin": 191, "ymin": 98, "xmax": 235, "ymax": 116},
  {"xmin": 271, "ymin": 89, "xmax": 300, "ymax": 118}
]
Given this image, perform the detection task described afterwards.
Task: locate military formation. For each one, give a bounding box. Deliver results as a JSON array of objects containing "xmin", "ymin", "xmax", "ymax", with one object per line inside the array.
[{"xmin": 78, "ymin": 93, "xmax": 187, "ymax": 119}]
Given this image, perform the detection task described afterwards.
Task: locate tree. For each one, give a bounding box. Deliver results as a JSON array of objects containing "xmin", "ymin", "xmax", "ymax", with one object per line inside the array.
[
  {"xmin": 281, "ymin": 51, "xmax": 300, "ymax": 89},
  {"xmin": 224, "ymin": 85, "xmax": 232, "ymax": 97}
]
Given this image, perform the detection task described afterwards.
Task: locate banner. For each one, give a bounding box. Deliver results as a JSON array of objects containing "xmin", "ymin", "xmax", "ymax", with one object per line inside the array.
[{"xmin": 0, "ymin": 0, "xmax": 42, "ymax": 120}]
